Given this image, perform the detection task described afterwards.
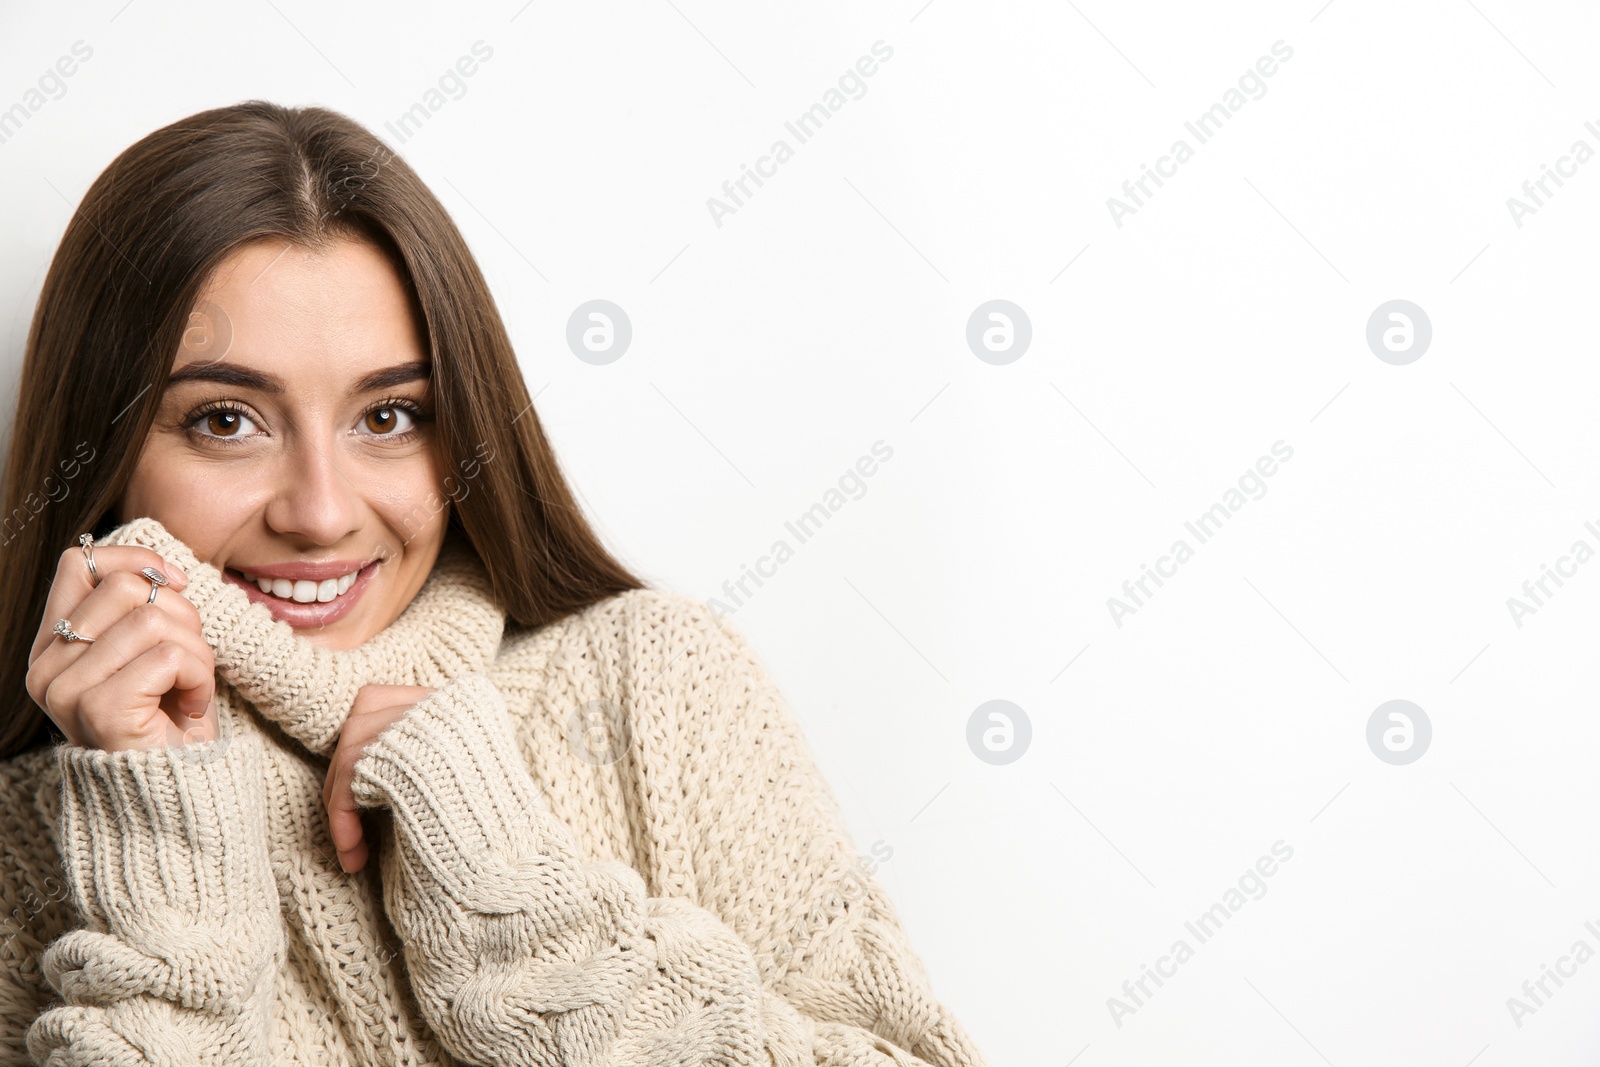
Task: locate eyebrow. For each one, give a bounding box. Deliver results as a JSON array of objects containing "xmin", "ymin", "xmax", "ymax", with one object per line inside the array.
[{"xmin": 164, "ymin": 359, "xmax": 431, "ymax": 395}]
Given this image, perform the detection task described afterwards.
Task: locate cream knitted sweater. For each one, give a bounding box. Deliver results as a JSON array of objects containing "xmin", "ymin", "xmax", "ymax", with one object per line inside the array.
[{"xmin": 0, "ymin": 516, "xmax": 986, "ymax": 1067}]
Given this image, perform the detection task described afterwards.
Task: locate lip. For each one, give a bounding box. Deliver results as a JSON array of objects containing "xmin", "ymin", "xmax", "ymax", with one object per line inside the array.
[
  {"xmin": 223, "ymin": 559, "xmax": 380, "ymax": 628},
  {"xmin": 229, "ymin": 557, "xmax": 379, "ymax": 581}
]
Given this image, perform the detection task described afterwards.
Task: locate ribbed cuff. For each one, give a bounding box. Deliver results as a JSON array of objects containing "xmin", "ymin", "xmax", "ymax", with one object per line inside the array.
[
  {"xmin": 348, "ymin": 672, "xmax": 582, "ymax": 899},
  {"xmin": 53, "ymin": 723, "xmax": 278, "ymax": 934},
  {"xmin": 42, "ymin": 722, "xmax": 283, "ymax": 1020}
]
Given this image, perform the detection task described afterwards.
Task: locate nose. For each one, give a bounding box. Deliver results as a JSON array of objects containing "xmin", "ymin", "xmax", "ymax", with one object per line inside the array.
[{"xmin": 261, "ymin": 435, "xmax": 363, "ymax": 547}]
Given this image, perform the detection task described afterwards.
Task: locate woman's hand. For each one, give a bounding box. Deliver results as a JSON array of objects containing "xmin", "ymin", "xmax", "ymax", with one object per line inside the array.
[
  {"xmin": 25, "ymin": 542, "xmax": 214, "ymax": 752},
  {"xmin": 323, "ymin": 683, "xmax": 436, "ymax": 873}
]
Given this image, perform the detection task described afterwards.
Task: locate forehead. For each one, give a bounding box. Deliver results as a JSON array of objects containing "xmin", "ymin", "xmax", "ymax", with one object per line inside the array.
[{"xmin": 174, "ymin": 237, "xmax": 428, "ymax": 383}]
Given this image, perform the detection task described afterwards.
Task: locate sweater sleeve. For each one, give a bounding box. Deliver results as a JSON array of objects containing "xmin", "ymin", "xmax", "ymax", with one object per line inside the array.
[
  {"xmin": 23, "ymin": 724, "xmax": 285, "ymax": 1066},
  {"xmin": 664, "ymin": 600, "xmax": 990, "ymax": 1067},
  {"xmin": 346, "ymin": 670, "xmax": 810, "ymax": 1067}
]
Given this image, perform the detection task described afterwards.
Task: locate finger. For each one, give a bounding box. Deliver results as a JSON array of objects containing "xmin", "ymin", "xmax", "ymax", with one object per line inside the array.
[
  {"xmin": 71, "ymin": 640, "xmax": 215, "ymax": 751},
  {"xmin": 39, "ymin": 591, "xmax": 213, "ymax": 730},
  {"xmin": 350, "ymin": 684, "xmax": 435, "ymax": 719},
  {"xmin": 173, "ymin": 696, "xmax": 219, "ymax": 747},
  {"xmin": 89, "ymin": 577, "xmax": 210, "ymax": 662},
  {"xmin": 34, "ymin": 568, "xmax": 209, "ymax": 680},
  {"xmin": 323, "ymin": 758, "xmax": 368, "ymax": 873},
  {"xmin": 33, "ymin": 546, "xmax": 191, "ymax": 669}
]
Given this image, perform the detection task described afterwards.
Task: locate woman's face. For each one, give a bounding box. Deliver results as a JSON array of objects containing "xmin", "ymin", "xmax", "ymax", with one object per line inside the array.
[{"xmin": 117, "ymin": 236, "xmax": 448, "ymax": 650}]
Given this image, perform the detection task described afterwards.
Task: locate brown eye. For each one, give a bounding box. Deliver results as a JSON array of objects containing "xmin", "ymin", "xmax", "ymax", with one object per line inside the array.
[
  {"xmin": 360, "ymin": 405, "xmax": 418, "ymax": 436},
  {"xmin": 188, "ymin": 407, "xmax": 260, "ymax": 441},
  {"xmin": 207, "ymin": 412, "xmax": 243, "ymax": 436}
]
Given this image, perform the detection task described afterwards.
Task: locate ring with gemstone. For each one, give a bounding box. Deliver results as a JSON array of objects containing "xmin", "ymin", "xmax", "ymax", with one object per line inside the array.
[
  {"xmin": 52, "ymin": 619, "xmax": 94, "ymax": 644},
  {"xmin": 79, "ymin": 533, "xmax": 99, "ymax": 585}
]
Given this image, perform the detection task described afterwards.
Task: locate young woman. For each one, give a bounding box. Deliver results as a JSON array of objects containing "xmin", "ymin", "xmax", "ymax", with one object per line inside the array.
[{"xmin": 0, "ymin": 102, "xmax": 987, "ymax": 1066}]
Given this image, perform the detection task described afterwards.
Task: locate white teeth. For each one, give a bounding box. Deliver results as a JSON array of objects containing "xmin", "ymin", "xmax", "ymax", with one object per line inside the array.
[{"xmin": 241, "ymin": 567, "xmax": 363, "ymax": 603}]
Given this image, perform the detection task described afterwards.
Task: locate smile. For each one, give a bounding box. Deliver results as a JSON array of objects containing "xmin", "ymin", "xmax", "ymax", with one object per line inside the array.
[
  {"xmin": 237, "ymin": 567, "xmax": 362, "ymax": 603},
  {"xmin": 222, "ymin": 560, "xmax": 381, "ymax": 627}
]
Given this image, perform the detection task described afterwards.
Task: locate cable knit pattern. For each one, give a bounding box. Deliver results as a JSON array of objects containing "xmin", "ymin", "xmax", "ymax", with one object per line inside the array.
[
  {"xmin": 0, "ymin": 516, "xmax": 988, "ymax": 1067},
  {"xmin": 25, "ymin": 720, "xmax": 282, "ymax": 1065},
  {"xmin": 346, "ymin": 673, "xmax": 775, "ymax": 1066}
]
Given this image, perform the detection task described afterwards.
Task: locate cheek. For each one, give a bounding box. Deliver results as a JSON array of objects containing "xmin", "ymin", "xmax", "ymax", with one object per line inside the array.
[
  {"xmin": 370, "ymin": 457, "xmax": 453, "ymax": 539},
  {"xmin": 118, "ymin": 439, "xmax": 259, "ymax": 558}
]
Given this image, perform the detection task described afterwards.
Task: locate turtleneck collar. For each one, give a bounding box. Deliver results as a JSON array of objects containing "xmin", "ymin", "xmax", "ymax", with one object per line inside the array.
[{"xmin": 93, "ymin": 516, "xmax": 506, "ymax": 757}]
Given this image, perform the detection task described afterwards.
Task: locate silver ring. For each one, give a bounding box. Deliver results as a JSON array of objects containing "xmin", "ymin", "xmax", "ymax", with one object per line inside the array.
[
  {"xmin": 141, "ymin": 566, "xmax": 168, "ymax": 605},
  {"xmin": 52, "ymin": 619, "xmax": 94, "ymax": 644},
  {"xmin": 79, "ymin": 533, "xmax": 98, "ymax": 585}
]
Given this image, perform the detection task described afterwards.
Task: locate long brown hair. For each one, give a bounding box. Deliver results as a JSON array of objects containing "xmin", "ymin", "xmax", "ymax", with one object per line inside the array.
[{"xmin": 0, "ymin": 100, "xmax": 645, "ymax": 758}]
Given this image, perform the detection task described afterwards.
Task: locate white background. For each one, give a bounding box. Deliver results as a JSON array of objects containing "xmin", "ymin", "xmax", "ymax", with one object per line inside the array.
[{"xmin": 4, "ymin": 1, "xmax": 1600, "ymax": 1064}]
